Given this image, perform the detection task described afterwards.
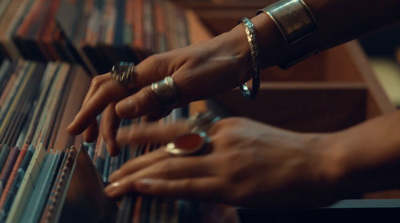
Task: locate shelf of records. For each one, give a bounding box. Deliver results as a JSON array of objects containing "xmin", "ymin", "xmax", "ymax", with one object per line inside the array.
[
  {"xmin": 0, "ymin": 0, "xmax": 196, "ymax": 76},
  {"xmin": 0, "ymin": 59, "xmax": 235, "ymax": 223}
]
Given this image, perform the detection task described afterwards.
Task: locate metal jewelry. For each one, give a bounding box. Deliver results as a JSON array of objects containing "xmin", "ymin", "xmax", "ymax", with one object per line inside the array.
[
  {"xmin": 165, "ymin": 131, "xmax": 209, "ymax": 156},
  {"xmin": 150, "ymin": 76, "xmax": 180, "ymax": 109},
  {"xmin": 187, "ymin": 111, "xmax": 220, "ymax": 133},
  {"xmin": 110, "ymin": 61, "xmax": 136, "ymax": 88}
]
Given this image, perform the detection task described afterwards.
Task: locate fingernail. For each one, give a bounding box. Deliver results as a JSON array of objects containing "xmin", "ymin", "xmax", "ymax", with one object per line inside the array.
[
  {"xmin": 104, "ymin": 182, "xmax": 120, "ymax": 196},
  {"xmin": 140, "ymin": 178, "xmax": 155, "ymax": 185},
  {"xmin": 136, "ymin": 179, "xmax": 155, "ymax": 190},
  {"xmin": 136, "ymin": 178, "xmax": 165, "ymax": 190}
]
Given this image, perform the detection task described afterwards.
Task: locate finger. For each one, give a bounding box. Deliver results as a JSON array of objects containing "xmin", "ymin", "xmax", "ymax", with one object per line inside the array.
[
  {"xmin": 105, "ymin": 177, "xmax": 223, "ymax": 202},
  {"xmin": 136, "ymin": 177, "xmax": 224, "ymax": 202},
  {"xmin": 110, "ymin": 153, "xmax": 213, "ymax": 183},
  {"xmin": 68, "ymin": 54, "xmax": 174, "ymax": 135},
  {"xmin": 68, "ymin": 75, "xmax": 108, "ymax": 137},
  {"xmin": 116, "ymin": 85, "xmax": 177, "ymax": 119},
  {"xmin": 116, "ymin": 120, "xmax": 190, "ymax": 145},
  {"xmin": 132, "ymin": 53, "xmax": 176, "ymax": 87},
  {"xmin": 108, "ymin": 148, "xmax": 169, "ymax": 182},
  {"xmin": 67, "ymin": 78, "xmax": 131, "ymax": 135},
  {"xmin": 83, "ymin": 119, "xmax": 99, "ymax": 143},
  {"xmin": 115, "ymin": 53, "xmax": 183, "ymax": 118},
  {"xmin": 82, "ymin": 74, "xmax": 109, "ymax": 106},
  {"xmin": 101, "ymin": 103, "xmax": 121, "ymax": 157}
]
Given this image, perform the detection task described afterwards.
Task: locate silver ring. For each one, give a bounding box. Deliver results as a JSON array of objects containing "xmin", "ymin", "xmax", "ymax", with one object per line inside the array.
[
  {"xmin": 187, "ymin": 112, "xmax": 220, "ymax": 133},
  {"xmin": 110, "ymin": 61, "xmax": 135, "ymax": 88},
  {"xmin": 151, "ymin": 76, "xmax": 180, "ymax": 109},
  {"xmin": 165, "ymin": 132, "xmax": 209, "ymax": 156}
]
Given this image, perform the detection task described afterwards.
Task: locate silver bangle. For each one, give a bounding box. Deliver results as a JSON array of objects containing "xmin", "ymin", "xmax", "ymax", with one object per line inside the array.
[
  {"xmin": 239, "ymin": 17, "xmax": 261, "ymax": 100},
  {"xmin": 258, "ymin": 0, "xmax": 319, "ymax": 69}
]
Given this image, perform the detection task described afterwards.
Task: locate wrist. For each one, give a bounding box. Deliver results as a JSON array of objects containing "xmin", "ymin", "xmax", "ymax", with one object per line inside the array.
[
  {"xmin": 317, "ymin": 126, "xmax": 400, "ymax": 201},
  {"xmin": 313, "ymin": 133, "xmax": 361, "ymax": 200},
  {"xmin": 225, "ymin": 12, "xmax": 287, "ymax": 72},
  {"xmin": 250, "ymin": 13, "xmax": 286, "ymax": 69},
  {"xmin": 299, "ymin": 133, "xmax": 352, "ymax": 205},
  {"xmin": 225, "ymin": 23, "xmax": 254, "ymax": 83}
]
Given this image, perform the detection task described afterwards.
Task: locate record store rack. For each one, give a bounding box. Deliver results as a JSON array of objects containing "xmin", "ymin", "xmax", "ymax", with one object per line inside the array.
[
  {"xmin": 0, "ymin": 0, "xmax": 223, "ymax": 222},
  {"xmin": 0, "ymin": 0, "xmax": 197, "ymax": 76}
]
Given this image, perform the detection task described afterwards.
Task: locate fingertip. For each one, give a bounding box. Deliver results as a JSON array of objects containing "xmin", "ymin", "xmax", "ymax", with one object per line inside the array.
[
  {"xmin": 107, "ymin": 142, "xmax": 121, "ymax": 157},
  {"xmin": 66, "ymin": 123, "xmax": 77, "ymax": 135},
  {"xmin": 67, "ymin": 113, "xmax": 94, "ymax": 136},
  {"xmin": 115, "ymin": 127, "xmax": 131, "ymax": 144},
  {"xmin": 83, "ymin": 121, "xmax": 99, "ymax": 143},
  {"xmin": 104, "ymin": 182, "xmax": 122, "ymax": 198}
]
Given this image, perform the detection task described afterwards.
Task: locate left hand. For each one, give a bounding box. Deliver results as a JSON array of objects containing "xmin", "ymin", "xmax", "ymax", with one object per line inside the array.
[
  {"xmin": 104, "ymin": 117, "xmax": 340, "ymax": 208},
  {"xmin": 67, "ymin": 25, "xmax": 253, "ymax": 156}
]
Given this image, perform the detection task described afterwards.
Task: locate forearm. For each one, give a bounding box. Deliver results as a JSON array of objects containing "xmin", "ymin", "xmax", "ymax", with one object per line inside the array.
[
  {"xmin": 310, "ymin": 0, "xmax": 400, "ymax": 49},
  {"xmin": 322, "ymin": 110, "xmax": 400, "ymax": 198},
  {"xmin": 229, "ymin": 0, "xmax": 400, "ymax": 69}
]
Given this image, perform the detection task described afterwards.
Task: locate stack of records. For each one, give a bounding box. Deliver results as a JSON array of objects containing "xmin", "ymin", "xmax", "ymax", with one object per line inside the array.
[
  {"xmin": 0, "ymin": 0, "xmax": 192, "ymax": 76},
  {"xmin": 56, "ymin": 0, "xmax": 191, "ymax": 75},
  {"xmin": 0, "ymin": 59, "xmax": 237, "ymax": 222},
  {"xmin": 0, "ymin": 59, "xmax": 119, "ymax": 223},
  {"xmin": 0, "ymin": 0, "xmax": 79, "ymax": 63},
  {"xmin": 0, "ymin": 0, "xmax": 237, "ymax": 221}
]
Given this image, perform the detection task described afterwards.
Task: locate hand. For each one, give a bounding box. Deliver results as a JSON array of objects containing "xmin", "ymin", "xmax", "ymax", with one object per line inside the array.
[
  {"xmin": 104, "ymin": 117, "xmax": 341, "ymax": 208},
  {"xmin": 67, "ymin": 26, "xmax": 252, "ymax": 156}
]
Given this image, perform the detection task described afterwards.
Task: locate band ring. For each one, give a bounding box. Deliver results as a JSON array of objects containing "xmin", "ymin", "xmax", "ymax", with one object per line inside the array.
[
  {"xmin": 151, "ymin": 76, "xmax": 180, "ymax": 109},
  {"xmin": 165, "ymin": 132, "xmax": 209, "ymax": 156},
  {"xmin": 110, "ymin": 61, "xmax": 136, "ymax": 88}
]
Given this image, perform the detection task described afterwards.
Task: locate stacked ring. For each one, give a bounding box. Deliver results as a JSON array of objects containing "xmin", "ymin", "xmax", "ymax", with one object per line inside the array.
[
  {"xmin": 150, "ymin": 76, "xmax": 180, "ymax": 116},
  {"xmin": 110, "ymin": 61, "xmax": 136, "ymax": 88}
]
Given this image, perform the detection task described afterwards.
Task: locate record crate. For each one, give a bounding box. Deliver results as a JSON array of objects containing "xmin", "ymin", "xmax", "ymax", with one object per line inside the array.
[
  {"xmin": 207, "ymin": 39, "xmax": 400, "ymax": 223},
  {"xmin": 209, "ymin": 41, "xmax": 395, "ymax": 132}
]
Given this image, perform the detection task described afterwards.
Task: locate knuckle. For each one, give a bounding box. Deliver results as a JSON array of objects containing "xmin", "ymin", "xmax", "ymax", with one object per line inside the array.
[
  {"xmin": 219, "ymin": 151, "xmax": 242, "ymax": 173},
  {"xmin": 220, "ymin": 117, "xmax": 246, "ymax": 127},
  {"xmin": 91, "ymin": 75, "xmax": 104, "ymax": 89},
  {"xmin": 136, "ymin": 88, "xmax": 164, "ymax": 115},
  {"xmin": 127, "ymin": 128, "xmax": 137, "ymax": 139},
  {"xmin": 156, "ymin": 159, "xmax": 175, "ymax": 176},
  {"xmin": 145, "ymin": 54, "xmax": 158, "ymax": 66},
  {"xmin": 211, "ymin": 117, "xmax": 243, "ymax": 133}
]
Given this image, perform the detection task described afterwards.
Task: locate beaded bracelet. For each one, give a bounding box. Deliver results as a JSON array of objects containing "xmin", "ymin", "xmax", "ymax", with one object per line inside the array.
[{"xmin": 239, "ymin": 17, "xmax": 261, "ymax": 100}]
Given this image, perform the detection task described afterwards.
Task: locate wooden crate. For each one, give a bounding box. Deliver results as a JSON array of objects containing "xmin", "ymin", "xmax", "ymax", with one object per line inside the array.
[{"xmin": 210, "ymin": 41, "xmax": 396, "ymax": 132}]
